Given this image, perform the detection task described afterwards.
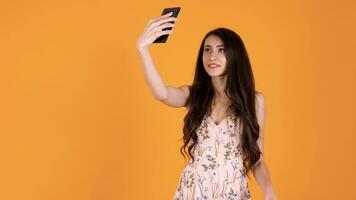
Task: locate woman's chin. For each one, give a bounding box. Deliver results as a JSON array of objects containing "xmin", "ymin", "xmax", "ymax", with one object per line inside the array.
[
  {"xmin": 204, "ymin": 67, "xmax": 226, "ymax": 77},
  {"xmin": 208, "ymin": 71, "xmax": 225, "ymax": 77}
]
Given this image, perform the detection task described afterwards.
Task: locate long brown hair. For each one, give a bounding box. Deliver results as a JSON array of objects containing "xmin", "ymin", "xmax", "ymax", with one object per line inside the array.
[{"xmin": 180, "ymin": 27, "xmax": 261, "ymax": 175}]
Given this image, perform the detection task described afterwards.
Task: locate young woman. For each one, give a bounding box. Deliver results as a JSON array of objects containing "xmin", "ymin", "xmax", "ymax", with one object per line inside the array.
[{"xmin": 136, "ymin": 12, "xmax": 277, "ymax": 200}]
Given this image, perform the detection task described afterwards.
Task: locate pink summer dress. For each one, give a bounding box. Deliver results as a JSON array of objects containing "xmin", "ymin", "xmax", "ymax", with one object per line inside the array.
[{"xmin": 173, "ymin": 114, "xmax": 251, "ymax": 200}]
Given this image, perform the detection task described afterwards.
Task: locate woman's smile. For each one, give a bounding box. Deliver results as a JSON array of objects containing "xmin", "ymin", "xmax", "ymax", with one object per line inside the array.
[{"xmin": 208, "ymin": 63, "xmax": 221, "ymax": 68}]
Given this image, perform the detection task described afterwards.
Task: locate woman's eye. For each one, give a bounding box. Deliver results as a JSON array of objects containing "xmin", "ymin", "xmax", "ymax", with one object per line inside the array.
[{"xmin": 203, "ymin": 48, "xmax": 223, "ymax": 53}]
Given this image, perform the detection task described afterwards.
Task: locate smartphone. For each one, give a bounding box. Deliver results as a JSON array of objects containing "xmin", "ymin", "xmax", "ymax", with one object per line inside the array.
[{"xmin": 153, "ymin": 7, "xmax": 181, "ymax": 43}]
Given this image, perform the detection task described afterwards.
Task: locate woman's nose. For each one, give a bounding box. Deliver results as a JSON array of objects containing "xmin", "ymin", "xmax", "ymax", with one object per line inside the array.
[{"xmin": 209, "ymin": 52, "xmax": 217, "ymax": 60}]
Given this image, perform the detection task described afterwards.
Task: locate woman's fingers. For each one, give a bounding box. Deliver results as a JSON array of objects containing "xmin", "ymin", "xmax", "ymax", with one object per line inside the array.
[
  {"xmin": 147, "ymin": 12, "xmax": 172, "ymax": 25},
  {"xmin": 149, "ymin": 20, "xmax": 176, "ymax": 38},
  {"xmin": 153, "ymin": 29, "xmax": 173, "ymax": 39},
  {"xmin": 159, "ymin": 16, "xmax": 178, "ymax": 25},
  {"xmin": 145, "ymin": 16, "xmax": 177, "ymax": 35},
  {"xmin": 145, "ymin": 16, "xmax": 176, "ymax": 33},
  {"xmin": 155, "ymin": 22, "xmax": 176, "ymax": 32},
  {"xmin": 148, "ymin": 16, "xmax": 177, "ymax": 29},
  {"xmin": 153, "ymin": 12, "xmax": 173, "ymax": 22},
  {"xmin": 138, "ymin": 12, "xmax": 177, "ymax": 49},
  {"xmin": 149, "ymin": 22, "xmax": 175, "ymax": 38}
]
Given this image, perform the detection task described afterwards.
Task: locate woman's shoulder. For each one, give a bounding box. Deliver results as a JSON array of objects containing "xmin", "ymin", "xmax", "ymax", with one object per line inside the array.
[
  {"xmin": 255, "ymin": 91, "xmax": 266, "ymax": 113},
  {"xmin": 255, "ymin": 90, "xmax": 265, "ymax": 99},
  {"xmin": 255, "ymin": 91, "xmax": 266, "ymax": 107}
]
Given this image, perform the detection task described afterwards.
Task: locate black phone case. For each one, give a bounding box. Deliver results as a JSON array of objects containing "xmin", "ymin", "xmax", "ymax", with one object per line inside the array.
[{"xmin": 153, "ymin": 7, "xmax": 181, "ymax": 43}]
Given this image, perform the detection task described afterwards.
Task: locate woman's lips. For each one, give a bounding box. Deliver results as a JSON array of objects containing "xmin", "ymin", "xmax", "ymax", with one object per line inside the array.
[{"xmin": 208, "ymin": 64, "xmax": 220, "ymax": 68}]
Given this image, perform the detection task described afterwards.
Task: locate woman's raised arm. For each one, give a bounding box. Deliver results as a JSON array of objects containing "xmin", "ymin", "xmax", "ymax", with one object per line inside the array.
[{"xmin": 136, "ymin": 13, "xmax": 189, "ymax": 108}]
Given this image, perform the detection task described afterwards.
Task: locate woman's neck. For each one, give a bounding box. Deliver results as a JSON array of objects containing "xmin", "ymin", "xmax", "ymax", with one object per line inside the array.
[{"xmin": 211, "ymin": 75, "xmax": 227, "ymax": 97}]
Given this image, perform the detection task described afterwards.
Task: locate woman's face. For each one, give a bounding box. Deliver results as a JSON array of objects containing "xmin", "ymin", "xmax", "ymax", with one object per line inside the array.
[{"xmin": 202, "ymin": 35, "xmax": 227, "ymax": 77}]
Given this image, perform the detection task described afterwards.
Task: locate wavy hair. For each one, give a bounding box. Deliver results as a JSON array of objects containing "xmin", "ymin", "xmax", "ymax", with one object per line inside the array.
[{"xmin": 180, "ymin": 27, "xmax": 261, "ymax": 175}]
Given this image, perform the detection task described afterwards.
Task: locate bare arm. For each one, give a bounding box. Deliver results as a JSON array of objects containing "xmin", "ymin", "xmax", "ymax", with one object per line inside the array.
[
  {"xmin": 137, "ymin": 48, "xmax": 168, "ymax": 100},
  {"xmin": 136, "ymin": 12, "xmax": 189, "ymax": 107},
  {"xmin": 252, "ymin": 92, "xmax": 278, "ymax": 200}
]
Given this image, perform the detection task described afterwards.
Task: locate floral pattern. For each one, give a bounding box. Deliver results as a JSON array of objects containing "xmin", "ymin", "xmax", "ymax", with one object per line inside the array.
[{"xmin": 173, "ymin": 114, "xmax": 251, "ymax": 200}]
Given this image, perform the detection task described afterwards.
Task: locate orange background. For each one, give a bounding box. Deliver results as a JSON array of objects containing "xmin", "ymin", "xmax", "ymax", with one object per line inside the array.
[{"xmin": 1, "ymin": 0, "xmax": 355, "ymax": 199}]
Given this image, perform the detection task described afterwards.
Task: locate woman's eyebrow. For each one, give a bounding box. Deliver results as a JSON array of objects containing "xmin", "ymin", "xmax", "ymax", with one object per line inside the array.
[{"xmin": 204, "ymin": 44, "xmax": 224, "ymax": 47}]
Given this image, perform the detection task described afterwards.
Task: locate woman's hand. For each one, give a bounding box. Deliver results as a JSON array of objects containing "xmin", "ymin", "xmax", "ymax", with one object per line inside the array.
[{"xmin": 136, "ymin": 12, "xmax": 178, "ymax": 51}]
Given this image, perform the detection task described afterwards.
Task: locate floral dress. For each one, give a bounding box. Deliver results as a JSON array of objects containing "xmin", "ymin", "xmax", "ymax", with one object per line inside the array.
[{"xmin": 173, "ymin": 114, "xmax": 251, "ymax": 200}]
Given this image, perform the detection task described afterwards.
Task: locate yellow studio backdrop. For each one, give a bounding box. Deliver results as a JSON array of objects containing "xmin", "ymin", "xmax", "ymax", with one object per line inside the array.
[{"xmin": 0, "ymin": 0, "xmax": 355, "ymax": 199}]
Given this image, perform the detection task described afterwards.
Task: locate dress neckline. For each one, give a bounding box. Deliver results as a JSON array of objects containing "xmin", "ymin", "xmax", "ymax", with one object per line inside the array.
[
  {"xmin": 208, "ymin": 115, "xmax": 229, "ymax": 126},
  {"xmin": 206, "ymin": 112, "xmax": 236, "ymax": 127}
]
